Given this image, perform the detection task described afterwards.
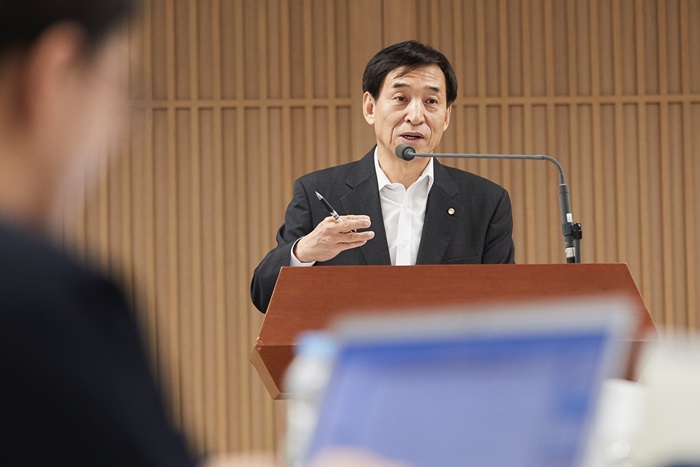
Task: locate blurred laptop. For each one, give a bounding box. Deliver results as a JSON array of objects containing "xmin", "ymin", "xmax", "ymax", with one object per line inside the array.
[{"xmin": 304, "ymin": 297, "xmax": 636, "ymax": 467}]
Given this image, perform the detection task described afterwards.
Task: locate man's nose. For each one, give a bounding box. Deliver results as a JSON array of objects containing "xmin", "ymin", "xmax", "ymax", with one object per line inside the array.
[{"xmin": 405, "ymin": 100, "xmax": 425, "ymax": 125}]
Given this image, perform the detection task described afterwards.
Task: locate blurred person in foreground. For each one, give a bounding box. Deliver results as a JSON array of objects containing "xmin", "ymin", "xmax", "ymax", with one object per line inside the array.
[
  {"xmin": 0, "ymin": 0, "xmax": 199, "ymax": 465},
  {"xmin": 0, "ymin": 1, "xmax": 398, "ymax": 466}
]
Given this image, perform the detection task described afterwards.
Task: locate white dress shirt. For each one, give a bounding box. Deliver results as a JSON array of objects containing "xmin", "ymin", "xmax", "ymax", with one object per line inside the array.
[
  {"xmin": 291, "ymin": 149, "xmax": 434, "ymax": 266},
  {"xmin": 374, "ymin": 149, "xmax": 434, "ymax": 265}
]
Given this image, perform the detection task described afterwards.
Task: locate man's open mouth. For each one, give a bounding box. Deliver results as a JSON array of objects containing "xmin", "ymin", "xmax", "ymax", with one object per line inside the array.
[{"xmin": 400, "ymin": 133, "xmax": 423, "ymax": 141}]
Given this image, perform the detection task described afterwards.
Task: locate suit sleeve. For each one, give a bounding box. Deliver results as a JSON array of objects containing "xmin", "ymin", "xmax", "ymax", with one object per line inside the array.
[
  {"xmin": 482, "ymin": 188, "xmax": 515, "ymax": 264},
  {"xmin": 250, "ymin": 178, "xmax": 315, "ymax": 312}
]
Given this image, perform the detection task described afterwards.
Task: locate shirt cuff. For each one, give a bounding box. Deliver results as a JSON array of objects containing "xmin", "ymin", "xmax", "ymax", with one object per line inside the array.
[{"xmin": 290, "ymin": 238, "xmax": 316, "ymax": 267}]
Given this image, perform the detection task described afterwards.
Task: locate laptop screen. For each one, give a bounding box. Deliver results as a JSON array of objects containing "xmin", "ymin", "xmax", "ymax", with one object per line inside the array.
[{"xmin": 305, "ymin": 299, "xmax": 634, "ymax": 467}]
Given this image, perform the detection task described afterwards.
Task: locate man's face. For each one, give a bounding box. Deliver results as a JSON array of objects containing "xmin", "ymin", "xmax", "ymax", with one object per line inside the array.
[{"xmin": 363, "ymin": 64, "xmax": 452, "ymax": 161}]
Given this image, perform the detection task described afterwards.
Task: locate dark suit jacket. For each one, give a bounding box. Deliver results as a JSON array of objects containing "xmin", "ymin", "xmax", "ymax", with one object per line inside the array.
[
  {"xmin": 0, "ymin": 221, "xmax": 195, "ymax": 466},
  {"xmin": 250, "ymin": 148, "xmax": 515, "ymax": 312}
]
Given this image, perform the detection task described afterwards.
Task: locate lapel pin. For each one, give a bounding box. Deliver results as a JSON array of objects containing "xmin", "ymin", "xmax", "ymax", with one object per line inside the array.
[{"xmin": 447, "ymin": 208, "xmax": 455, "ymax": 215}]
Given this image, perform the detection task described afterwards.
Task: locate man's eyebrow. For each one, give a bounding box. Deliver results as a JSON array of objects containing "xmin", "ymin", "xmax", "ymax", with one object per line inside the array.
[{"xmin": 391, "ymin": 82, "xmax": 442, "ymax": 93}]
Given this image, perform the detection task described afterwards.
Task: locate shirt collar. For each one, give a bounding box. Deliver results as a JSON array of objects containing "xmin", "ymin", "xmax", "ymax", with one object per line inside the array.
[{"xmin": 373, "ymin": 147, "xmax": 434, "ymax": 191}]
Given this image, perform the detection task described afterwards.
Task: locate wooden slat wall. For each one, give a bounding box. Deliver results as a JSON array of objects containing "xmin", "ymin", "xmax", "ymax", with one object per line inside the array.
[{"xmin": 64, "ymin": 0, "xmax": 700, "ymax": 457}]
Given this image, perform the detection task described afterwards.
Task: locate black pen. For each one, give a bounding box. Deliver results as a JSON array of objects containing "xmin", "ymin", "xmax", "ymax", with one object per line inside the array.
[{"xmin": 315, "ymin": 191, "xmax": 342, "ymax": 223}]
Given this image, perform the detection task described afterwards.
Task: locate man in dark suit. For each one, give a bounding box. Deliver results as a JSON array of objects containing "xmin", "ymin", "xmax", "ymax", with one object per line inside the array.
[{"xmin": 251, "ymin": 41, "xmax": 515, "ymax": 313}]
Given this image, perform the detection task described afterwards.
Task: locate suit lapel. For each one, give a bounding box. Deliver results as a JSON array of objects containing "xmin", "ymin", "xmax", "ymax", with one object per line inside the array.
[
  {"xmin": 340, "ymin": 150, "xmax": 391, "ymax": 265},
  {"xmin": 416, "ymin": 159, "xmax": 463, "ymax": 264}
]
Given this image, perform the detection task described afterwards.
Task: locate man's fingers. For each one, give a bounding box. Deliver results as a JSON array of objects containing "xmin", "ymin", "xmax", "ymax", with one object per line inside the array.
[
  {"xmin": 321, "ymin": 216, "xmax": 370, "ymax": 230},
  {"xmin": 336, "ymin": 216, "xmax": 371, "ymax": 232},
  {"xmin": 338, "ymin": 230, "xmax": 374, "ymax": 245},
  {"xmin": 337, "ymin": 230, "xmax": 374, "ymax": 252}
]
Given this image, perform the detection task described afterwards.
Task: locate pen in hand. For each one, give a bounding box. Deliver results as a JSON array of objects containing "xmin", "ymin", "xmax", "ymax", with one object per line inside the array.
[{"xmin": 315, "ymin": 191, "xmax": 343, "ymax": 223}]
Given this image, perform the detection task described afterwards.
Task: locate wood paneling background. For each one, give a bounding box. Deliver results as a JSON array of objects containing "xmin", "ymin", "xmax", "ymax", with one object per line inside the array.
[{"xmin": 65, "ymin": 0, "xmax": 700, "ymax": 457}]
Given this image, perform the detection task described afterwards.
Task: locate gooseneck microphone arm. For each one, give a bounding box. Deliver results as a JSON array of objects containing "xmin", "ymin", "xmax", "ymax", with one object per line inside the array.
[{"xmin": 395, "ymin": 144, "xmax": 582, "ymax": 263}]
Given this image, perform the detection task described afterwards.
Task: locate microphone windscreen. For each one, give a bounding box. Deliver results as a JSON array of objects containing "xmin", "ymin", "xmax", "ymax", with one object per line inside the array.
[{"xmin": 395, "ymin": 144, "xmax": 415, "ymax": 161}]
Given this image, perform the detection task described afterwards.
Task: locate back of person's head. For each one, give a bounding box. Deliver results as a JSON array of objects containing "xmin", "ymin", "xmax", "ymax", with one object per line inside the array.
[
  {"xmin": 0, "ymin": 0, "xmax": 135, "ymax": 59},
  {"xmin": 362, "ymin": 40, "xmax": 458, "ymax": 106}
]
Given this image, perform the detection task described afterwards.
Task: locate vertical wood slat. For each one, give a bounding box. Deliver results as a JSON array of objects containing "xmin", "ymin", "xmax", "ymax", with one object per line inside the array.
[
  {"xmin": 186, "ymin": 0, "xmax": 206, "ymax": 451},
  {"xmin": 494, "ymin": 0, "xmax": 509, "ymax": 189},
  {"xmin": 635, "ymin": 0, "xmax": 653, "ymax": 317},
  {"xmin": 451, "ymin": 1, "xmax": 465, "ymax": 159},
  {"xmin": 657, "ymin": 0, "xmax": 675, "ymax": 327},
  {"xmin": 520, "ymin": 0, "xmax": 536, "ymax": 264},
  {"xmin": 475, "ymin": 0, "xmax": 489, "ymax": 167},
  {"xmin": 163, "ymin": 0, "xmax": 182, "ymax": 432},
  {"xmin": 566, "ymin": 0, "xmax": 582, "ymax": 262},
  {"xmin": 430, "ymin": 0, "xmax": 440, "ymax": 44},
  {"xmin": 612, "ymin": 0, "xmax": 628, "ymax": 264},
  {"xmin": 232, "ymin": 0, "xmax": 250, "ymax": 452},
  {"xmin": 209, "ymin": 0, "xmax": 229, "ymax": 450},
  {"xmin": 326, "ymin": 1, "xmax": 338, "ymax": 168},
  {"xmin": 303, "ymin": 0, "xmax": 314, "ymax": 174},
  {"xmin": 590, "ymin": 0, "xmax": 605, "ymax": 262},
  {"xmin": 281, "ymin": 0, "xmax": 293, "ymax": 202},
  {"xmin": 348, "ymin": 0, "xmax": 382, "ymax": 160},
  {"xmin": 544, "ymin": 0, "xmax": 559, "ymax": 263},
  {"xmin": 62, "ymin": 0, "xmax": 700, "ymax": 458},
  {"xmin": 680, "ymin": 0, "xmax": 696, "ymax": 328},
  {"xmin": 254, "ymin": 0, "xmax": 276, "ymax": 451}
]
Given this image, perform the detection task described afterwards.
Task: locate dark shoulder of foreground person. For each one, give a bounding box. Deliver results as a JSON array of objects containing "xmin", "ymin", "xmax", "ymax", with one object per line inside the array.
[{"xmin": 0, "ymin": 220, "xmax": 197, "ymax": 467}]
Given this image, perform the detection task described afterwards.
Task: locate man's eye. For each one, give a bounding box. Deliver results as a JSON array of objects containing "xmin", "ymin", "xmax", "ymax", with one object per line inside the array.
[
  {"xmin": 394, "ymin": 96, "xmax": 406, "ymax": 102},
  {"xmin": 427, "ymin": 98, "xmax": 438, "ymax": 105}
]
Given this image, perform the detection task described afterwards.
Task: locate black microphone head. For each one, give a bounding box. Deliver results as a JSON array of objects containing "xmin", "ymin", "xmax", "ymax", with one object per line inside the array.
[{"xmin": 395, "ymin": 144, "xmax": 416, "ymax": 161}]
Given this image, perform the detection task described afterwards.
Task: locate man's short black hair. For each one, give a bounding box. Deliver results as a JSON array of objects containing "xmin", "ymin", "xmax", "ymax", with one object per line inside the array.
[
  {"xmin": 0, "ymin": 0, "xmax": 135, "ymax": 56},
  {"xmin": 362, "ymin": 40, "xmax": 458, "ymax": 106}
]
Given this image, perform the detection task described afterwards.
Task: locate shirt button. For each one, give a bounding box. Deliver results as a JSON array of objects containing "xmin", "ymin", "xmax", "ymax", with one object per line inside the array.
[{"xmin": 400, "ymin": 240, "xmax": 408, "ymax": 248}]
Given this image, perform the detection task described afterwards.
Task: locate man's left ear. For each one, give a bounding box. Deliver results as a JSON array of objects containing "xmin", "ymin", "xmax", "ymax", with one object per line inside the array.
[{"xmin": 443, "ymin": 104, "xmax": 452, "ymax": 130}]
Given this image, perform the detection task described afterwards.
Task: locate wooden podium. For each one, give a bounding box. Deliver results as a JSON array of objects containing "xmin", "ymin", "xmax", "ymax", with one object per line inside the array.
[{"xmin": 251, "ymin": 263, "xmax": 657, "ymax": 399}]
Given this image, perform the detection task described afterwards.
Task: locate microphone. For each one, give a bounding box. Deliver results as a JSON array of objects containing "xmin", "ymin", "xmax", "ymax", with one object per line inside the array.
[
  {"xmin": 394, "ymin": 144, "xmax": 582, "ymax": 263},
  {"xmin": 396, "ymin": 144, "xmax": 418, "ymax": 161}
]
